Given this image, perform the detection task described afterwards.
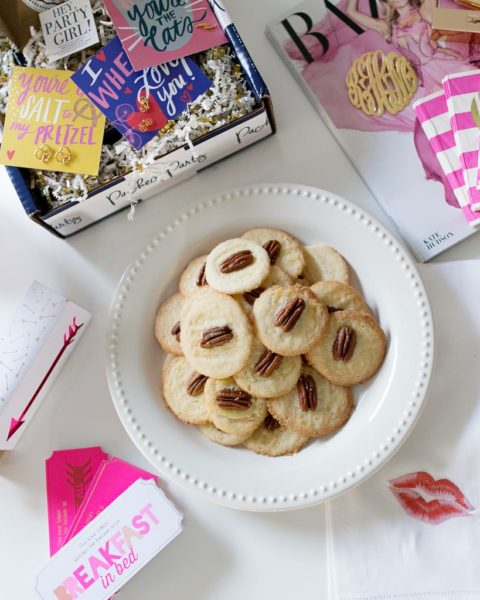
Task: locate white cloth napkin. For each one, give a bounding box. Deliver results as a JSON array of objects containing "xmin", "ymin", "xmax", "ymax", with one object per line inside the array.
[{"xmin": 327, "ymin": 261, "xmax": 480, "ymax": 600}]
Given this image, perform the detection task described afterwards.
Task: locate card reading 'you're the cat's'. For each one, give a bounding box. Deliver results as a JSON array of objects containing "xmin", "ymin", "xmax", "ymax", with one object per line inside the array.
[{"xmin": 103, "ymin": 0, "xmax": 227, "ymax": 70}]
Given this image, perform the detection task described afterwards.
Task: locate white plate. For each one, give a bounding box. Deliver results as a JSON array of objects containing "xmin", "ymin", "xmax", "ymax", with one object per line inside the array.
[{"xmin": 105, "ymin": 183, "xmax": 434, "ymax": 511}]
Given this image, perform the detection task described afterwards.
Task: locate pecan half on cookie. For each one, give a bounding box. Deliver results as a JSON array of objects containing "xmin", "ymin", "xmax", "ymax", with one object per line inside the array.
[{"xmin": 274, "ymin": 297, "xmax": 306, "ymax": 332}]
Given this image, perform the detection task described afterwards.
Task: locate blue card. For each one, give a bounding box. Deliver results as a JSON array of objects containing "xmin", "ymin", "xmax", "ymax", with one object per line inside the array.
[{"xmin": 71, "ymin": 36, "xmax": 212, "ymax": 149}]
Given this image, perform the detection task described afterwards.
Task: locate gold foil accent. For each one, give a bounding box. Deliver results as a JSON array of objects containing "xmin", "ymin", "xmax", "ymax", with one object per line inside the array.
[
  {"xmin": 195, "ymin": 22, "xmax": 218, "ymax": 30},
  {"xmin": 345, "ymin": 50, "xmax": 417, "ymax": 117},
  {"xmin": 157, "ymin": 120, "xmax": 176, "ymax": 136},
  {"xmin": 198, "ymin": 116, "xmax": 218, "ymax": 124},
  {"xmin": 211, "ymin": 48, "xmax": 223, "ymax": 60}
]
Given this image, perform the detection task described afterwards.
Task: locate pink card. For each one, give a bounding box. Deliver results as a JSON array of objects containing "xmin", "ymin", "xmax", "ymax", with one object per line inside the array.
[
  {"xmin": 46, "ymin": 447, "xmax": 109, "ymax": 557},
  {"xmin": 103, "ymin": 0, "xmax": 228, "ymax": 70},
  {"xmin": 63, "ymin": 457, "xmax": 158, "ymax": 544}
]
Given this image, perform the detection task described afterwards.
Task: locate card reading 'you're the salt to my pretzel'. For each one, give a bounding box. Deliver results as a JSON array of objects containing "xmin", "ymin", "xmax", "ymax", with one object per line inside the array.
[
  {"xmin": 103, "ymin": 0, "xmax": 227, "ymax": 71},
  {"xmin": 71, "ymin": 36, "xmax": 212, "ymax": 149},
  {"xmin": 0, "ymin": 67, "xmax": 105, "ymax": 175}
]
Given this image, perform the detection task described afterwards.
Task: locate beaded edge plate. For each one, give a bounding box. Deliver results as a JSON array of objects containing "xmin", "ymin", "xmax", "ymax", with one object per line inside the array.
[{"xmin": 105, "ymin": 183, "xmax": 434, "ymax": 511}]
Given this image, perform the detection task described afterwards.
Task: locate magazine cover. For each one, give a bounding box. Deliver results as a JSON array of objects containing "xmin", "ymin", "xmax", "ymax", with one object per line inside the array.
[{"xmin": 266, "ymin": 0, "xmax": 480, "ymax": 261}]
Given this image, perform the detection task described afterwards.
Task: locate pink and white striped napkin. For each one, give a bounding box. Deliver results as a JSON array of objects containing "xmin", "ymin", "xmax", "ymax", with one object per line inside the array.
[
  {"xmin": 414, "ymin": 90, "xmax": 480, "ymax": 226},
  {"xmin": 444, "ymin": 70, "xmax": 480, "ymax": 212},
  {"xmin": 327, "ymin": 261, "xmax": 480, "ymax": 599}
]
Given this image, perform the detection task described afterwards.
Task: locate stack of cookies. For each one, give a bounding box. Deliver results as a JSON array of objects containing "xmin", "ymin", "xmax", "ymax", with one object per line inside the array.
[{"xmin": 154, "ymin": 228, "xmax": 386, "ymax": 457}]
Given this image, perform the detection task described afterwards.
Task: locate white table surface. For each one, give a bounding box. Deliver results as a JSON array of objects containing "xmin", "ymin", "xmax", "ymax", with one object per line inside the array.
[{"xmin": 1, "ymin": 1, "xmax": 479, "ymax": 598}]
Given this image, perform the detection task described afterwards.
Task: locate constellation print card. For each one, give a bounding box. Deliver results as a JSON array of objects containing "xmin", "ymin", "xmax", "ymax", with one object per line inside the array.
[
  {"xmin": 0, "ymin": 281, "xmax": 91, "ymax": 450},
  {"xmin": 0, "ymin": 66, "xmax": 105, "ymax": 175},
  {"xmin": 71, "ymin": 36, "xmax": 212, "ymax": 149},
  {"xmin": 103, "ymin": 0, "xmax": 227, "ymax": 71},
  {"xmin": 46, "ymin": 448, "xmax": 109, "ymax": 557}
]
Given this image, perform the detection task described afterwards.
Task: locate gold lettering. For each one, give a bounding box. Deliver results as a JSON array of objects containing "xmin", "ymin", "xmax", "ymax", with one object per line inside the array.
[{"xmin": 345, "ymin": 50, "xmax": 417, "ymax": 117}]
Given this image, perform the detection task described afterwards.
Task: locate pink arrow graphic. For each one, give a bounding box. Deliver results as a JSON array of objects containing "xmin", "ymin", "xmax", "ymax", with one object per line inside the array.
[{"xmin": 7, "ymin": 317, "xmax": 84, "ymax": 441}]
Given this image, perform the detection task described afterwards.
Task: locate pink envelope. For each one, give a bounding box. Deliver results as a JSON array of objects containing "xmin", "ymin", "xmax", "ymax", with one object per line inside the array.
[
  {"xmin": 63, "ymin": 457, "xmax": 158, "ymax": 544},
  {"xmin": 46, "ymin": 447, "xmax": 109, "ymax": 556}
]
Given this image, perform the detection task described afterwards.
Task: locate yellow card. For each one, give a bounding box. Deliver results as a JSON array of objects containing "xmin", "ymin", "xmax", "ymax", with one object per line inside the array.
[{"xmin": 0, "ymin": 66, "xmax": 105, "ymax": 176}]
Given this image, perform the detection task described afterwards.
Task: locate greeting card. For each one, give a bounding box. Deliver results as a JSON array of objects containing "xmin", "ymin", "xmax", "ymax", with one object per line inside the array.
[
  {"xmin": 103, "ymin": 0, "xmax": 227, "ymax": 71},
  {"xmin": 71, "ymin": 36, "xmax": 212, "ymax": 149},
  {"xmin": 0, "ymin": 282, "xmax": 91, "ymax": 450},
  {"xmin": 0, "ymin": 67, "xmax": 105, "ymax": 175},
  {"xmin": 40, "ymin": 0, "xmax": 100, "ymax": 63}
]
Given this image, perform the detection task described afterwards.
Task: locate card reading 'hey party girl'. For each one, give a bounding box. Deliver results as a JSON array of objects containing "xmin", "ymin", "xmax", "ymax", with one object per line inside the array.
[
  {"xmin": 71, "ymin": 36, "xmax": 212, "ymax": 149},
  {"xmin": 103, "ymin": 0, "xmax": 227, "ymax": 71},
  {"xmin": 39, "ymin": 0, "xmax": 100, "ymax": 63},
  {"xmin": 0, "ymin": 67, "xmax": 105, "ymax": 175}
]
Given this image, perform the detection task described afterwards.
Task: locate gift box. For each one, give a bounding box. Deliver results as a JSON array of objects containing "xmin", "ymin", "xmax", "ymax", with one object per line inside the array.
[{"xmin": 1, "ymin": 0, "xmax": 275, "ymax": 238}]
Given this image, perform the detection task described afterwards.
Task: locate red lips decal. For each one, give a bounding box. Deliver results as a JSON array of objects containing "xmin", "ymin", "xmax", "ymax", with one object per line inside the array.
[
  {"xmin": 389, "ymin": 471, "xmax": 475, "ymax": 525},
  {"xmin": 97, "ymin": 50, "xmax": 106, "ymax": 62},
  {"xmin": 124, "ymin": 92, "xmax": 168, "ymax": 133},
  {"xmin": 124, "ymin": 87, "xmax": 133, "ymax": 94},
  {"xmin": 6, "ymin": 149, "xmax": 15, "ymax": 160}
]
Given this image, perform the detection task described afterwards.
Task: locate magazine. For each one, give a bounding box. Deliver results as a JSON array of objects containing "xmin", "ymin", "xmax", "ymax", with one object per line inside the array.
[{"xmin": 266, "ymin": 0, "xmax": 480, "ymax": 261}]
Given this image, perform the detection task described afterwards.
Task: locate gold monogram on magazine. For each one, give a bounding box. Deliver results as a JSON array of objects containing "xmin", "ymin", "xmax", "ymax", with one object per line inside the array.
[{"xmin": 345, "ymin": 50, "xmax": 418, "ymax": 116}]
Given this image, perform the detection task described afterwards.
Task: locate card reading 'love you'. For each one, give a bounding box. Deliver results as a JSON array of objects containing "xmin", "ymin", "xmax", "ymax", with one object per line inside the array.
[
  {"xmin": 71, "ymin": 36, "xmax": 212, "ymax": 149},
  {"xmin": 103, "ymin": 0, "xmax": 227, "ymax": 71},
  {"xmin": 0, "ymin": 67, "xmax": 105, "ymax": 175}
]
